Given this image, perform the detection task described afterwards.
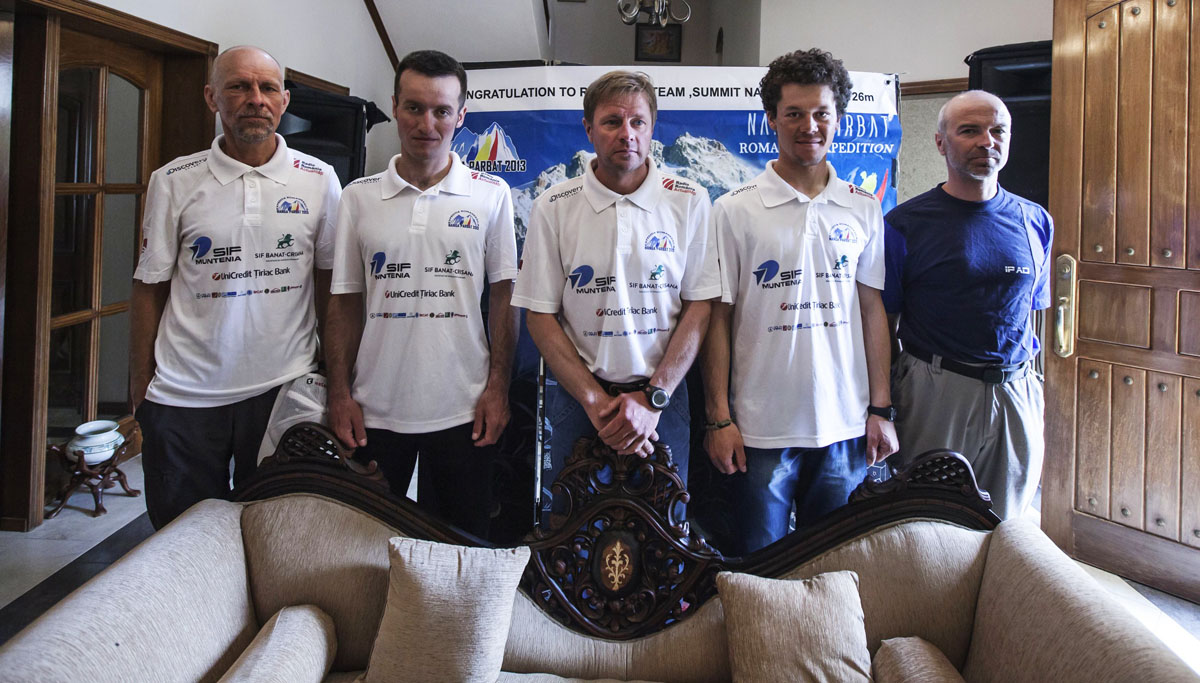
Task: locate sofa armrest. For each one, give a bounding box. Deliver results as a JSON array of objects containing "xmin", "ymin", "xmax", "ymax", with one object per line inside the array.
[
  {"xmin": 0, "ymin": 500, "xmax": 257, "ymax": 683},
  {"xmin": 218, "ymin": 604, "xmax": 336, "ymax": 683},
  {"xmin": 963, "ymin": 520, "xmax": 1198, "ymax": 683}
]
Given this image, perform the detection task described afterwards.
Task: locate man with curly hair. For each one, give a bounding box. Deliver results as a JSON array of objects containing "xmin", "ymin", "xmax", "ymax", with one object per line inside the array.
[{"xmin": 701, "ymin": 49, "xmax": 897, "ymax": 554}]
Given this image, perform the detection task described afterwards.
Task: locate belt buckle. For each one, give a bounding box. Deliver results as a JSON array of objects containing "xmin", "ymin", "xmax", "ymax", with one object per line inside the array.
[{"xmin": 982, "ymin": 367, "xmax": 1006, "ymax": 384}]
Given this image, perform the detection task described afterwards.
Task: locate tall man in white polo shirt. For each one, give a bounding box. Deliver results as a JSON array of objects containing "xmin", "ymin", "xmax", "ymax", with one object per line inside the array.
[
  {"xmin": 514, "ymin": 71, "xmax": 720, "ymax": 500},
  {"xmin": 131, "ymin": 46, "xmax": 341, "ymax": 529},
  {"xmin": 326, "ymin": 51, "xmax": 518, "ymax": 538},
  {"xmin": 701, "ymin": 49, "xmax": 898, "ymax": 555}
]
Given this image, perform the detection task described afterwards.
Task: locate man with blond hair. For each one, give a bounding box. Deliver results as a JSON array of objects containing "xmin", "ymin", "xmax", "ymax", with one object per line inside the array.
[
  {"xmin": 514, "ymin": 71, "xmax": 720, "ymax": 494},
  {"xmin": 131, "ymin": 45, "xmax": 340, "ymax": 528},
  {"xmin": 883, "ymin": 90, "xmax": 1053, "ymax": 519}
]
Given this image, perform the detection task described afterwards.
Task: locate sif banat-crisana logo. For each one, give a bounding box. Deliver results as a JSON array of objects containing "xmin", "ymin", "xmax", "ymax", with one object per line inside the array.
[{"xmin": 752, "ymin": 259, "xmax": 802, "ymax": 288}]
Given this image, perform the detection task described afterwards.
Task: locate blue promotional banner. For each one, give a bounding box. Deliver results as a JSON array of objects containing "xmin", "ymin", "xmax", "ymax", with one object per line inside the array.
[{"xmin": 459, "ymin": 65, "xmax": 901, "ymax": 249}]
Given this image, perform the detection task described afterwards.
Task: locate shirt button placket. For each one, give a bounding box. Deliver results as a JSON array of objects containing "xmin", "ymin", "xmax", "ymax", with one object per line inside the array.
[
  {"xmin": 245, "ymin": 175, "xmax": 262, "ymax": 227},
  {"xmin": 617, "ymin": 199, "xmax": 632, "ymax": 254}
]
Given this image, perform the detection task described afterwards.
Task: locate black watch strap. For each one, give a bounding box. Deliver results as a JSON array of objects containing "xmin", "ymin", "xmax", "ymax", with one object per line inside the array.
[{"xmin": 867, "ymin": 404, "xmax": 896, "ymax": 421}]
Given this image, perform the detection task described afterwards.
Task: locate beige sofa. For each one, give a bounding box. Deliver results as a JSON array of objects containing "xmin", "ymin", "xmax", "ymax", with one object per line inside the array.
[{"xmin": 0, "ymin": 429, "xmax": 1195, "ymax": 683}]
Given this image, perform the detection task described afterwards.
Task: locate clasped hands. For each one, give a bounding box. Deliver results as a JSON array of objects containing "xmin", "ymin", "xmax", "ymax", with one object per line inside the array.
[{"xmin": 586, "ymin": 391, "xmax": 660, "ymax": 458}]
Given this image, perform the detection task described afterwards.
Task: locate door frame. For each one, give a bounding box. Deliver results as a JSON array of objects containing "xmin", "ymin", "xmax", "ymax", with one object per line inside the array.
[{"xmin": 0, "ymin": 0, "xmax": 216, "ymax": 531}]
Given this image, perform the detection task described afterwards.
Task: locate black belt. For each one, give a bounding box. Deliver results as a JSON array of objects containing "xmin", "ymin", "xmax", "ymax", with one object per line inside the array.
[
  {"xmin": 904, "ymin": 343, "xmax": 1027, "ymax": 384},
  {"xmin": 595, "ymin": 376, "xmax": 647, "ymax": 396}
]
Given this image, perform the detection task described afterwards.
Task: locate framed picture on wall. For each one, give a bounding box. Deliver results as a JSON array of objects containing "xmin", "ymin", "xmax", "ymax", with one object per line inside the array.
[{"xmin": 635, "ymin": 23, "xmax": 682, "ymax": 62}]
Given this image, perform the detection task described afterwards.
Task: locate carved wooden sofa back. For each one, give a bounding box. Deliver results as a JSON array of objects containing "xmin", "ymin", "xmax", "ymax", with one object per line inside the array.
[{"xmin": 234, "ymin": 422, "xmax": 1000, "ymax": 643}]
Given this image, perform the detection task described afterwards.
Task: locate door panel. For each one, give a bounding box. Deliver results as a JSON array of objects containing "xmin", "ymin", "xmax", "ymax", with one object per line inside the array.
[
  {"xmin": 1047, "ymin": 0, "xmax": 1200, "ymax": 602},
  {"xmin": 1115, "ymin": 0, "xmax": 1151, "ymax": 267},
  {"xmin": 1150, "ymin": 0, "xmax": 1187, "ymax": 269},
  {"xmin": 1075, "ymin": 360, "xmax": 1111, "ymax": 517},
  {"xmin": 1109, "ymin": 365, "xmax": 1145, "ymax": 529},
  {"xmin": 1144, "ymin": 372, "xmax": 1181, "ymax": 541},
  {"xmin": 1081, "ymin": 7, "xmax": 1118, "ymax": 263}
]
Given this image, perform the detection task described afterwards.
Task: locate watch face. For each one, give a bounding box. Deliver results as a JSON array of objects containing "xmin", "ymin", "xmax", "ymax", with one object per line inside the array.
[{"xmin": 646, "ymin": 387, "xmax": 669, "ymax": 410}]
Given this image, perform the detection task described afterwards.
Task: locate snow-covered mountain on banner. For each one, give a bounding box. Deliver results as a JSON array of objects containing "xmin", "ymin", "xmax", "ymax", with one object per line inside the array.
[
  {"xmin": 452, "ymin": 123, "xmax": 521, "ymax": 163},
  {"xmin": 510, "ymin": 134, "xmax": 758, "ymax": 245}
]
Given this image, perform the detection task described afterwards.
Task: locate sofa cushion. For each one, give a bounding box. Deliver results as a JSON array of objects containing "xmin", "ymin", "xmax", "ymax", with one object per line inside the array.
[
  {"xmin": 497, "ymin": 675, "xmax": 662, "ymax": 682},
  {"xmin": 241, "ymin": 494, "xmax": 397, "ymax": 672},
  {"xmin": 218, "ymin": 604, "xmax": 336, "ymax": 683},
  {"xmin": 872, "ymin": 637, "xmax": 964, "ymax": 683},
  {"xmin": 0, "ymin": 500, "xmax": 255, "ymax": 683},
  {"xmin": 778, "ymin": 519, "xmax": 989, "ymax": 668},
  {"xmin": 501, "ymin": 520, "xmax": 988, "ymax": 681},
  {"xmin": 362, "ymin": 538, "xmax": 530, "ymax": 683},
  {"xmin": 964, "ymin": 520, "xmax": 1199, "ymax": 683},
  {"xmin": 718, "ymin": 570, "xmax": 872, "ymax": 683}
]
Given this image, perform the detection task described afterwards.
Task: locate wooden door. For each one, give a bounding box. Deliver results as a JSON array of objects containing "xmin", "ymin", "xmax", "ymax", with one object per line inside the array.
[{"xmin": 1045, "ymin": 0, "xmax": 1200, "ymax": 601}]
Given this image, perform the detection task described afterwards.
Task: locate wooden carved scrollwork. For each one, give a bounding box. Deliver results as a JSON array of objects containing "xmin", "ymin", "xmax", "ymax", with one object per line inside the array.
[{"xmin": 522, "ymin": 437, "xmax": 726, "ymax": 639}]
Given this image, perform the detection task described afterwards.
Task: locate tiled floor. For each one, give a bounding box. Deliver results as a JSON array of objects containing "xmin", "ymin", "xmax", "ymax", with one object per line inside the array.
[{"xmin": 0, "ymin": 461, "xmax": 1197, "ymax": 676}]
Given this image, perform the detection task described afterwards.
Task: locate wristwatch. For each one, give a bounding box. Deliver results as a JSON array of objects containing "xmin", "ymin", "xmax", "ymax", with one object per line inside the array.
[
  {"xmin": 643, "ymin": 384, "xmax": 670, "ymax": 411},
  {"xmin": 867, "ymin": 404, "xmax": 896, "ymax": 421}
]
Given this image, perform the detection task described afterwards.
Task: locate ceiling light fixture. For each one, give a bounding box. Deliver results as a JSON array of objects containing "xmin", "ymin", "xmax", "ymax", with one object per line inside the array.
[{"xmin": 617, "ymin": 0, "xmax": 691, "ymax": 26}]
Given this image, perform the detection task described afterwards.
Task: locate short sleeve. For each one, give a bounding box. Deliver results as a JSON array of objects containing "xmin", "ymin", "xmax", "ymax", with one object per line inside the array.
[
  {"xmin": 133, "ymin": 169, "xmax": 180, "ymax": 284},
  {"xmin": 680, "ymin": 192, "xmax": 721, "ymax": 301},
  {"xmin": 854, "ymin": 200, "xmax": 886, "ymax": 291},
  {"xmin": 712, "ymin": 200, "xmax": 740, "ymax": 305},
  {"xmin": 1032, "ymin": 208, "xmax": 1054, "ymax": 310},
  {"xmin": 330, "ymin": 190, "xmax": 365, "ymax": 294},
  {"xmin": 511, "ymin": 197, "xmax": 564, "ymax": 314},
  {"xmin": 881, "ymin": 217, "xmax": 907, "ymax": 314},
  {"xmin": 314, "ymin": 167, "xmax": 343, "ymax": 270},
  {"xmin": 484, "ymin": 186, "xmax": 519, "ymax": 283}
]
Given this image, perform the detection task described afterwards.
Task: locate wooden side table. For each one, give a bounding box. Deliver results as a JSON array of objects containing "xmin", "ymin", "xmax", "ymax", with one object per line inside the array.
[{"xmin": 46, "ymin": 418, "xmax": 142, "ymax": 518}]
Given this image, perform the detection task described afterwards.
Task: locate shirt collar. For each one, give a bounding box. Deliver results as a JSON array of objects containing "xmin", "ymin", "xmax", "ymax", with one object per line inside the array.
[
  {"xmin": 756, "ymin": 160, "xmax": 854, "ymax": 209},
  {"xmin": 582, "ymin": 157, "xmax": 663, "ymax": 213},
  {"xmin": 207, "ymin": 134, "xmax": 293, "ymax": 186},
  {"xmin": 381, "ymin": 151, "xmax": 473, "ymax": 199}
]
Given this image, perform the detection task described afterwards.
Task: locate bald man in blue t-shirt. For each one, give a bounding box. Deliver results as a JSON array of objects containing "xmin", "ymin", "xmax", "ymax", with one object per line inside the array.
[{"xmin": 882, "ymin": 90, "xmax": 1052, "ymax": 520}]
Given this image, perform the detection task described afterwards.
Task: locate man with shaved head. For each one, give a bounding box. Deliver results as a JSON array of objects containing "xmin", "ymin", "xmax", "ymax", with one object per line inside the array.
[
  {"xmin": 131, "ymin": 45, "xmax": 342, "ymax": 528},
  {"xmin": 882, "ymin": 90, "xmax": 1053, "ymax": 519}
]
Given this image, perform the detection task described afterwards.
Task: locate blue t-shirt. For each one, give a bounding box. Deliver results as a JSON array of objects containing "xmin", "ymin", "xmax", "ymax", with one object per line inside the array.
[{"xmin": 882, "ymin": 184, "xmax": 1053, "ymax": 365}]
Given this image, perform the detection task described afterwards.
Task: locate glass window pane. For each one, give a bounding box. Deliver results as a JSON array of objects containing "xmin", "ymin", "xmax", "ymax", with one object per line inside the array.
[
  {"xmin": 101, "ymin": 194, "xmax": 137, "ymax": 305},
  {"xmin": 56, "ymin": 68, "xmax": 98, "ymax": 184},
  {"xmin": 97, "ymin": 312, "xmax": 130, "ymax": 421},
  {"xmin": 104, "ymin": 74, "xmax": 142, "ymax": 184},
  {"xmin": 53, "ymin": 194, "xmax": 95, "ymax": 316},
  {"xmin": 48, "ymin": 323, "xmax": 90, "ymax": 440}
]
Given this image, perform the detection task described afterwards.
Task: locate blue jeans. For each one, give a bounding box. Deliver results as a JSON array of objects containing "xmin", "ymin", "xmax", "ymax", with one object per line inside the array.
[
  {"xmin": 727, "ymin": 436, "xmax": 867, "ymax": 556},
  {"xmin": 544, "ymin": 378, "xmax": 691, "ymax": 516}
]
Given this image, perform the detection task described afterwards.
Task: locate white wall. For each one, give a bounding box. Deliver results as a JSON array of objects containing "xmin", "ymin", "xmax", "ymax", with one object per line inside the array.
[
  {"xmin": 551, "ymin": 0, "xmax": 714, "ymax": 66},
  {"xmin": 376, "ymin": 0, "xmax": 549, "ymax": 63},
  {"xmin": 757, "ymin": 0, "xmax": 1052, "ymax": 82},
  {"xmin": 92, "ymin": 0, "xmax": 402, "ymax": 173},
  {"xmin": 709, "ymin": 0, "xmax": 760, "ymax": 66}
]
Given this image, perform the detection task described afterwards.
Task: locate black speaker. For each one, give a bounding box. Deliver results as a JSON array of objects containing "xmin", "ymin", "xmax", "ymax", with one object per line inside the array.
[
  {"xmin": 966, "ymin": 41, "xmax": 1052, "ymax": 210},
  {"xmin": 279, "ymin": 83, "xmax": 389, "ymax": 186}
]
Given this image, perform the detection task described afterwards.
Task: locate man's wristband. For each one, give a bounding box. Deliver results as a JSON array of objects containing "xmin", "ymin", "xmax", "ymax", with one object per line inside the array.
[{"xmin": 705, "ymin": 419, "xmax": 734, "ymax": 431}]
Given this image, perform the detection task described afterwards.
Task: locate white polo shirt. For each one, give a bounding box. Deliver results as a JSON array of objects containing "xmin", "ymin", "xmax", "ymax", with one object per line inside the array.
[
  {"xmin": 513, "ymin": 159, "xmax": 720, "ymax": 383},
  {"xmin": 135, "ymin": 135, "xmax": 340, "ymax": 408},
  {"xmin": 331, "ymin": 153, "xmax": 518, "ymax": 433},
  {"xmin": 714, "ymin": 161, "xmax": 885, "ymax": 448}
]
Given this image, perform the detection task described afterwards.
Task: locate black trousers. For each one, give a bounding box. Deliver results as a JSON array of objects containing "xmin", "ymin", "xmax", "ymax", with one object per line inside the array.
[
  {"xmin": 137, "ymin": 386, "xmax": 280, "ymax": 530},
  {"xmin": 355, "ymin": 423, "xmax": 493, "ymax": 539}
]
